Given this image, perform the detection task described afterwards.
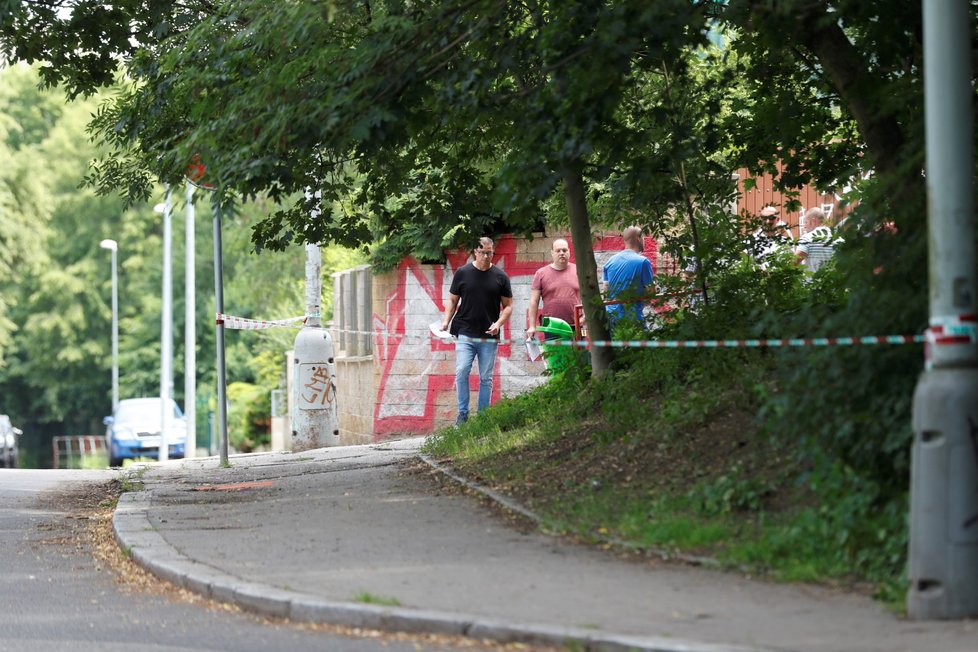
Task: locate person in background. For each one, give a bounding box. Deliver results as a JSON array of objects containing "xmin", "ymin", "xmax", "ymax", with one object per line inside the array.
[
  {"xmin": 795, "ymin": 207, "xmax": 841, "ymax": 272},
  {"xmin": 752, "ymin": 205, "xmax": 793, "ymax": 267},
  {"xmin": 681, "ymin": 256, "xmax": 704, "ymax": 308},
  {"xmin": 441, "ymin": 237, "xmax": 513, "ymax": 425},
  {"xmin": 527, "ymin": 238, "xmax": 580, "ymax": 340},
  {"xmin": 602, "ymin": 226, "xmax": 655, "ymax": 329}
]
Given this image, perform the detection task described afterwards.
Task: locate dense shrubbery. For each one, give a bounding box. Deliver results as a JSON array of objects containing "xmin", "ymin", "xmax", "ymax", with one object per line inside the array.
[{"xmin": 689, "ymin": 235, "xmax": 917, "ymax": 599}]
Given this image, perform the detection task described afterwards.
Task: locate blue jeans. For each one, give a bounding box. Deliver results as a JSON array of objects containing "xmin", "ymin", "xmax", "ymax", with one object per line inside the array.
[{"xmin": 455, "ymin": 335, "xmax": 498, "ymax": 423}]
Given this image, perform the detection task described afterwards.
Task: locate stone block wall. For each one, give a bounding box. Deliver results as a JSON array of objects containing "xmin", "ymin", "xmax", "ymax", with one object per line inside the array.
[
  {"xmin": 369, "ymin": 234, "xmax": 555, "ymax": 437},
  {"xmin": 334, "ymin": 356, "xmax": 374, "ymax": 445}
]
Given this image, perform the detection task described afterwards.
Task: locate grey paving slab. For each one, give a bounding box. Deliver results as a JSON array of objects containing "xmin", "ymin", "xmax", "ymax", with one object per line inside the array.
[{"xmin": 113, "ymin": 438, "xmax": 978, "ymax": 652}]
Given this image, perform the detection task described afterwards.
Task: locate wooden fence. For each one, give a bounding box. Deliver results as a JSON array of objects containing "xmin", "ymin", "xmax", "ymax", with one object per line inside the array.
[{"xmin": 736, "ymin": 166, "xmax": 852, "ymax": 239}]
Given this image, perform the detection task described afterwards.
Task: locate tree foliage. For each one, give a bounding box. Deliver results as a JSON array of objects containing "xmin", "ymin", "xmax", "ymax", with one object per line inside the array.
[
  {"xmin": 0, "ymin": 0, "xmax": 210, "ymax": 98},
  {"xmin": 714, "ymin": 0, "xmax": 958, "ymax": 494},
  {"xmin": 3, "ymin": 1, "xmax": 976, "ymax": 482},
  {"xmin": 55, "ymin": 0, "xmax": 724, "ymax": 375},
  {"xmin": 0, "ymin": 64, "xmax": 364, "ymax": 462}
]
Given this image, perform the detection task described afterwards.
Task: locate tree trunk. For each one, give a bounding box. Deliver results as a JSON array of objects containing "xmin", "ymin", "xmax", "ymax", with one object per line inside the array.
[
  {"xmin": 661, "ymin": 61, "xmax": 709, "ymax": 305},
  {"xmin": 561, "ymin": 160, "xmax": 615, "ymax": 377},
  {"xmin": 792, "ymin": 10, "xmax": 925, "ymax": 222},
  {"xmin": 795, "ymin": 14, "xmax": 906, "ymax": 180},
  {"xmin": 743, "ymin": 2, "xmax": 916, "ymax": 201},
  {"xmin": 677, "ymin": 162, "xmax": 710, "ymax": 306}
]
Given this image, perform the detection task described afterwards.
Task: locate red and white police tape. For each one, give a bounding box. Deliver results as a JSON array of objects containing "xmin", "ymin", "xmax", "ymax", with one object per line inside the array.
[
  {"xmin": 214, "ymin": 314, "xmax": 928, "ymax": 348},
  {"xmin": 216, "ymin": 313, "xmax": 308, "ymax": 330},
  {"xmin": 926, "ymin": 313, "xmax": 978, "ymax": 346},
  {"xmin": 538, "ymin": 335, "xmax": 925, "ymax": 348}
]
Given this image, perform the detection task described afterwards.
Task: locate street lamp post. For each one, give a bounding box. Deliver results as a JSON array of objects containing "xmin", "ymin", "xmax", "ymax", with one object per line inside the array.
[
  {"xmin": 185, "ymin": 180, "xmax": 196, "ymax": 458},
  {"xmin": 154, "ymin": 189, "xmax": 173, "ymax": 462},
  {"xmin": 99, "ymin": 239, "xmax": 119, "ymax": 413},
  {"xmin": 184, "ymin": 157, "xmax": 225, "ymax": 464},
  {"xmin": 213, "ymin": 200, "xmax": 229, "ymax": 466}
]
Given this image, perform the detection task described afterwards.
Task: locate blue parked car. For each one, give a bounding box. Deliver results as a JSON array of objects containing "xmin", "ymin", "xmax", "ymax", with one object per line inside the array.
[{"xmin": 103, "ymin": 398, "xmax": 187, "ymax": 467}]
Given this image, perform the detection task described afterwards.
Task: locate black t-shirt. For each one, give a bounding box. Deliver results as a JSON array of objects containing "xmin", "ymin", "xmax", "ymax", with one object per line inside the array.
[{"xmin": 449, "ymin": 263, "xmax": 513, "ymax": 339}]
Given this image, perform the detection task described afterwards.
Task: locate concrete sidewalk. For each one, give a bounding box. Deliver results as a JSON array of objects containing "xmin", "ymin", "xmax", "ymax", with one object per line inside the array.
[{"xmin": 113, "ymin": 438, "xmax": 977, "ymax": 652}]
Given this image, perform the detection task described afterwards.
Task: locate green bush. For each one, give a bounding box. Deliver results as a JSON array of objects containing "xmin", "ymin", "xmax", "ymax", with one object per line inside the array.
[{"xmin": 226, "ymin": 381, "xmax": 270, "ymax": 452}]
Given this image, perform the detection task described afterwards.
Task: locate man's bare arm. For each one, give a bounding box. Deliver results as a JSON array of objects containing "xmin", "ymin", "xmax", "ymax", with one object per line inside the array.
[{"xmin": 442, "ymin": 293, "xmax": 460, "ymax": 332}]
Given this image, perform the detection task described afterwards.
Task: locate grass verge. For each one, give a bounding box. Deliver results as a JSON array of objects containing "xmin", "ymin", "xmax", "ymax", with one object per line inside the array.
[{"xmin": 423, "ymin": 347, "xmax": 906, "ymax": 608}]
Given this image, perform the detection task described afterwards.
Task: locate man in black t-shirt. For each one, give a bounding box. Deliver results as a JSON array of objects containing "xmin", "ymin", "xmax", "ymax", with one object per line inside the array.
[{"xmin": 440, "ymin": 237, "xmax": 513, "ymax": 425}]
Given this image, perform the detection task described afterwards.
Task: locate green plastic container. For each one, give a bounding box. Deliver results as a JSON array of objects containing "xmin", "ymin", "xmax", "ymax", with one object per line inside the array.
[{"xmin": 537, "ymin": 317, "xmax": 576, "ymax": 373}]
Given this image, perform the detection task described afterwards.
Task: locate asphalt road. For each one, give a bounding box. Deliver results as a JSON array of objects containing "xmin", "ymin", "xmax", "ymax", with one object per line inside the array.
[{"xmin": 0, "ymin": 468, "xmax": 488, "ymax": 652}]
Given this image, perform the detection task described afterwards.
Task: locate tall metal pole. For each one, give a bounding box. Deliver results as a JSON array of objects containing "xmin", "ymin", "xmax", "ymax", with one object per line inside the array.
[
  {"xmin": 185, "ymin": 181, "xmax": 196, "ymax": 458},
  {"xmin": 99, "ymin": 239, "xmax": 119, "ymax": 413},
  {"xmin": 110, "ymin": 244, "xmax": 118, "ymax": 413},
  {"xmin": 909, "ymin": 0, "xmax": 978, "ymax": 620},
  {"xmin": 158, "ymin": 187, "xmax": 173, "ymax": 463},
  {"xmin": 305, "ymin": 242, "xmax": 322, "ymax": 328},
  {"xmin": 291, "ymin": 188, "xmax": 339, "ymax": 450},
  {"xmin": 213, "ymin": 200, "xmax": 229, "ymax": 466}
]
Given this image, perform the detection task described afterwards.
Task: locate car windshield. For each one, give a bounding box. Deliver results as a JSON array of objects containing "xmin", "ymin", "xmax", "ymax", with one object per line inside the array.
[{"xmin": 115, "ymin": 400, "xmax": 183, "ymax": 424}]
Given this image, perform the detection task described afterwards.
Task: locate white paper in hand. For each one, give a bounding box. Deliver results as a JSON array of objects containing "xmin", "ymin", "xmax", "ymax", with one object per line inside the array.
[
  {"xmin": 429, "ymin": 321, "xmax": 454, "ymax": 342},
  {"xmin": 525, "ymin": 337, "xmax": 542, "ymax": 362}
]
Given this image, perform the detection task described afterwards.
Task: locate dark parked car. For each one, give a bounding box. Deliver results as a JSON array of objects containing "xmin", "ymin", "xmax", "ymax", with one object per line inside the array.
[
  {"xmin": 103, "ymin": 398, "xmax": 187, "ymax": 467},
  {"xmin": 1, "ymin": 415, "xmax": 22, "ymax": 469}
]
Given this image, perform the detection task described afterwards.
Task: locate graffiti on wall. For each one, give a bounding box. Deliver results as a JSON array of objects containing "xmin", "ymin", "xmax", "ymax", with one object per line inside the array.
[{"xmin": 370, "ymin": 235, "xmax": 661, "ymax": 436}]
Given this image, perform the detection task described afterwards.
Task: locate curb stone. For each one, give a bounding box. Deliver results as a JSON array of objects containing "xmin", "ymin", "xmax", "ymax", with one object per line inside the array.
[{"xmin": 111, "ymin": 463, "xmax": 776, "ymax": 652}]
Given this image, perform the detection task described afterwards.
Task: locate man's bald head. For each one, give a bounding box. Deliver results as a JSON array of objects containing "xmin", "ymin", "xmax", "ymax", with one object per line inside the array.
[{"xmin": 623, "ymin": 226, "xmax": 644, "ymax": 252}]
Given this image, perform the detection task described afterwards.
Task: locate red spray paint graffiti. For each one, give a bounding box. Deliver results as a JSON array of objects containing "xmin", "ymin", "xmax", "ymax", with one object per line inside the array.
[{"xmin": 372, "ymin": 235, "xmax": 660, "ymax": 437}]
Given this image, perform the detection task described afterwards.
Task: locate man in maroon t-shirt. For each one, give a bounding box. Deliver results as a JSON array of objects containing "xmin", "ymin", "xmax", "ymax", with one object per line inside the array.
[{"xmin": 527, "ymin": 238, "xmax": 581, "ymax": 340}]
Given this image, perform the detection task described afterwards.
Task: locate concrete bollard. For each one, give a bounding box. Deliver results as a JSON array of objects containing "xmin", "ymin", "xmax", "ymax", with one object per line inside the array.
[
  {"xmin": 292, "ymin": 326, "xmax": 340, "ymax": 451},
  {"xmin": 908, "ymin": 367, "xmax": 978, "ymax": 619}
]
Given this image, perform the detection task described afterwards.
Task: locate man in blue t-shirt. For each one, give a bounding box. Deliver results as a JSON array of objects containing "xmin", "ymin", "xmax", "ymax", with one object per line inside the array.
[
  {"xmin": 441, "ymin": 237, "xmax": 513, "ymax": 425},
  {"xmin": 602, "ymin": 226, "xmax": 655, "ymax": 329}
]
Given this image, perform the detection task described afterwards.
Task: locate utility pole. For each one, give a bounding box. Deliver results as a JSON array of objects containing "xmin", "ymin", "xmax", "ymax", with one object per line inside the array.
[
  {"xmin": 291, "ymin": 190, "xmax": 339, "ymax": 450},
  {"xmin": 157, "ymin": 187, "xmax": 173, "ymax": 463},
  {"xmin": 185, "ymin": 181, "xmax": 196, "ymax": 458},
  {"xmin": 909, "ymin": 0, "xmax": 978, "ymax": 620},
  {"xmin": 214, "ymin": 200, "xmax": 229, "ymax": 466},
  {"xmin": 99, "ymin": 239, "xmax": 119, "ymax": 413}
]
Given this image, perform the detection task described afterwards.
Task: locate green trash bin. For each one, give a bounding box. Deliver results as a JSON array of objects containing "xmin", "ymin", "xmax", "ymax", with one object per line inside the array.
[{"xmin": 537, "ymin": 317, "xmax": 576, "ymax": 374}]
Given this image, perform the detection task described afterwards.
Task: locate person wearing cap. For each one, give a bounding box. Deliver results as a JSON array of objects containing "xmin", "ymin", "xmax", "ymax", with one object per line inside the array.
[
  {"xmin": 751, "ymin": 205, "xmax": 793, "ymax": 268},
  {"xmin": 527, "ymin": 238, "xmax": 580, "ymax": 341},
  {"xmin": 441, "ymin": 237, "xmax": 514, "ymax": 425},
  {"xmin": 602, "ymin": 226, "xmax": 655, "ymax": 329}
]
